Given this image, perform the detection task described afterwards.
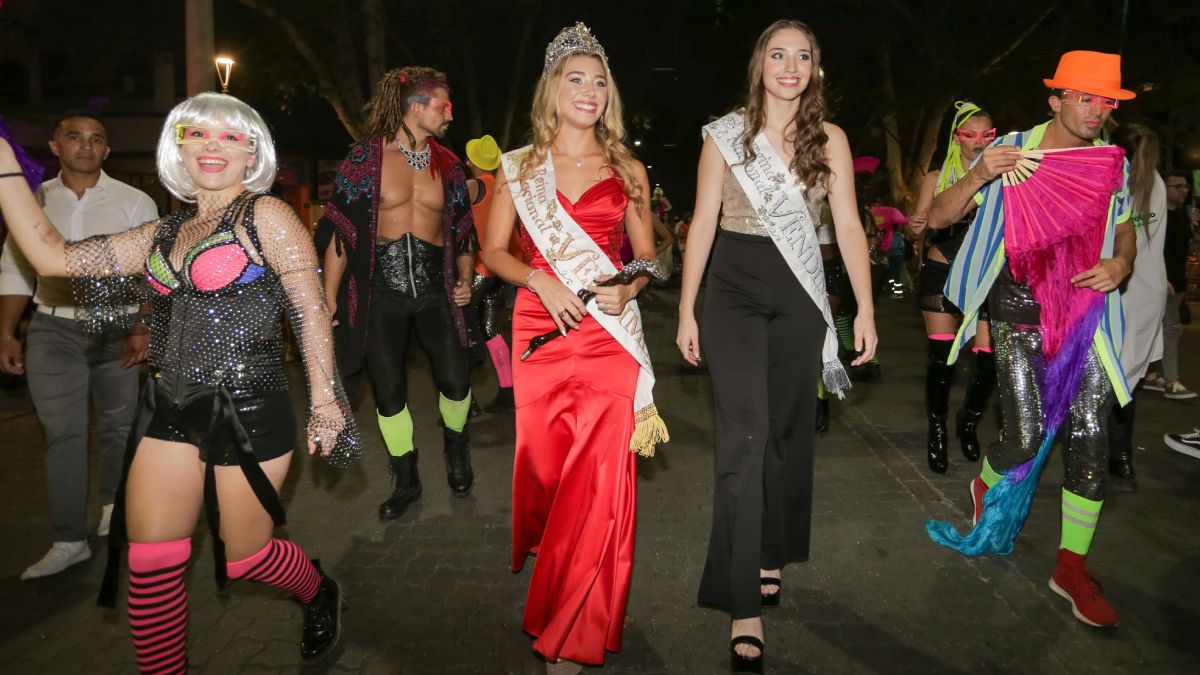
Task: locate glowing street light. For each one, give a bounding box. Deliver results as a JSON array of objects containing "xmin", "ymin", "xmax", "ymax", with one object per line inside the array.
[{"xmin": 214, "ymin": 56, "xmax": 235, "ymax": 93}]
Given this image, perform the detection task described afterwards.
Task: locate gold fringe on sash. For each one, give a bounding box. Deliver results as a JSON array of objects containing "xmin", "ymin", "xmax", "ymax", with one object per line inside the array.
[{"xmin": 631, "ymin": 404, "xmax": 670, "ymax": 457}]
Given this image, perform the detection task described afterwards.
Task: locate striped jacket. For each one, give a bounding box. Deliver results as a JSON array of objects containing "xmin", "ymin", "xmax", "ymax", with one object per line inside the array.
[{"xmin": 943, "ymin": 121, "xmax": 1133, "ymax": 405}]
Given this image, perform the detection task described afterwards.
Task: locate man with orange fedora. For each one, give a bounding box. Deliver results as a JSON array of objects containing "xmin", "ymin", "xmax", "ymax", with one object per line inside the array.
[{"xmin": 925, "ymin": 51, "xmax": 1137, "ymax": 628}]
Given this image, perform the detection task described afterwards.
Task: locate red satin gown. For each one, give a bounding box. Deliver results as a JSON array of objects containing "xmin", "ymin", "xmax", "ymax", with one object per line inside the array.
[{"xmin": 511, "ymin": 175, "xmax": 640, "ymax": 665}]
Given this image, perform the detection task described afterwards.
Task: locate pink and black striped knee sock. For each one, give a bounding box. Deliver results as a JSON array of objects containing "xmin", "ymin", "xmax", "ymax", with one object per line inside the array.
[
  {"xmin": 226, "ymin": 538, "xmax": 321, "ymax": 603},
  {"xmin": 485, "ymin": 335, "xmax": 513, "ymax": 388},
  {"xmin": 127, "ymin": 539, "xmax": 191, "ymax": 674}
]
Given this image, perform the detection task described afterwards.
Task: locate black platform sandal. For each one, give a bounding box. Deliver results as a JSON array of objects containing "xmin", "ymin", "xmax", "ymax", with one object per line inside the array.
[
  {"xmin": 730, "ymin": 635, "xmax": 764, "ymax": 674},
  {"xmin": 760, "ymin": 576, "xmax": 781, "ymax": 607}
]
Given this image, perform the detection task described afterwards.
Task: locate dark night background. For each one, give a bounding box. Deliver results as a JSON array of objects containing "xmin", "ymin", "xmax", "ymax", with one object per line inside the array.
[{"xmin": 2, "ymin": 0, "xmax": 1198, "ymax": 210}]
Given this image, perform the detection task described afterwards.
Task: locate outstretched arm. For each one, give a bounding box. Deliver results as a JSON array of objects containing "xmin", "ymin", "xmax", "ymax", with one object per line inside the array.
[{"xmin": 255, "ymin": 196, "xmax": 359, "ymax": 462}]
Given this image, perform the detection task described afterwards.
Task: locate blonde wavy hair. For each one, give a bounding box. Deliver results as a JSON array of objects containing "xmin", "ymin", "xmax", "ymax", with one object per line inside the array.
[
  {"xmin": 740, "ymin": 20, "xmax": 830, "ymax": 192},
  {"xmin": 517, "ymin": 52, "xmax": 643, "ymax": 209}
]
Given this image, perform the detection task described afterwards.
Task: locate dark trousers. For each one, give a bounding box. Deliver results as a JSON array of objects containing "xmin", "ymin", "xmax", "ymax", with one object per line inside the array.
[
  {"xmin": 698, "ymin": 232, "xmax": 825, "ymax": 619},
  {"xmin": 367, "ymin": 285, "xmax": 471, "ymax": 416},
  {"xmin": 25, "ymin": 313, "xmax": 139, "ymax": 541}
]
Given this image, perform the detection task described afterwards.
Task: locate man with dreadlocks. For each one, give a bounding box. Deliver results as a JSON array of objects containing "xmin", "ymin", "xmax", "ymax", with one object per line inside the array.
[{"xmin": 316, "ymin": 67, "xmax": 477, "ymax": 519}]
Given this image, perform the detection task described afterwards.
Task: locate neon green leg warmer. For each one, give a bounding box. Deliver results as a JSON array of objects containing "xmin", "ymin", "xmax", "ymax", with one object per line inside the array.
[
  {"xmin": 835, "ymin": 312, "xmax": 878, "ymax": 364},
  {"xmin": 378, "ymin": 406, "xmax": 414, "ymax": 458},
  {"xmin": 835, "ymin": 313, "xmax": 855, "ymax": 353},
  {"xmin": 979, "ymin": 456, "xmax": 1003, "ymax": 488},
  {"xmin": 439, "ymin": 391, "xmax": 472, "ymax": 433},
  {"xmin": 1060, "ymin": 489, "xmax": 1103, "ymax": 555},
  {"xmin": 817, "ymin": 377, "xmax": 829, "ymax": 401}
]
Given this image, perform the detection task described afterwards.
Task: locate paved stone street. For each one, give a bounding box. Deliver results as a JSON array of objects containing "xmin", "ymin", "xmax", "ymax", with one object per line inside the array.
[{"xmin": 1, "ymin": 287, "xmax": 1198, "ymax": 674}]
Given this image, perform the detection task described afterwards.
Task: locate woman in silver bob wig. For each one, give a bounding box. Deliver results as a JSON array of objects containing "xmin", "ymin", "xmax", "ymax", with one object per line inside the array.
[{"xmin": 0, "ymin": 91, "xmax": 360, "ymax": 671}]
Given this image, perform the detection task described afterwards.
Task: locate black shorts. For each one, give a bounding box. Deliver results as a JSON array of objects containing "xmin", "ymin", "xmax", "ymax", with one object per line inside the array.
[
  {"xmin": 142, "ymin": 369, "xmax": 296, "ymax": 465},
  {"xmin": 918, "ymin": 259, "xmax": 962, "ymax": 314},
  {"xmin": 918, "ymin": 259, "xmax": 991, "ymax": 320}
]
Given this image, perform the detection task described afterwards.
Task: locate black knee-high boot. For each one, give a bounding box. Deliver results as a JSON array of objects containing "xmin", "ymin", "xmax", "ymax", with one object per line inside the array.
[
  {"xmin": 926, "ymin": 338, "xmax": 957, "ymax": 473},
  {"xmin": 955, "ymin": 350, "xmax": 995, "ymax": 462}
]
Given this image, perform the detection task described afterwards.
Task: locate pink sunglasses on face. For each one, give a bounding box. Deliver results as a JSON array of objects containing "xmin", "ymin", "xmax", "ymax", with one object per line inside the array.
[{"xmin": 955, "ymin": 128, "xmax": 997, "ymax": 143}]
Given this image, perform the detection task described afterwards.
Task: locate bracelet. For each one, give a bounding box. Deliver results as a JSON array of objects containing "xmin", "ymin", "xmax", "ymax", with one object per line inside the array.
[
  {"xmin": 0, "ymin": 172, "xmax": 27, "ymax": 180},
  {"xmin": 1, "ymin": 335, "xmax": 18, "ymax": 342},
  {"xmin": 524, "ymin": 269, "xmax": 542, "ymax": 294}
]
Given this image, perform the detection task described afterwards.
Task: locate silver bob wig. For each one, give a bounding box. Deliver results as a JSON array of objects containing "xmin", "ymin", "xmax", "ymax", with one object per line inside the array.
[{"xmin": 156, "ymin": 92, "xmax": 277, "ymax": 202}]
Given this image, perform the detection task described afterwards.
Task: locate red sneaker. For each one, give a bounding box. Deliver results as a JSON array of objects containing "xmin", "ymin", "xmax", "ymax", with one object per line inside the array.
[
  {"xmin": 1048, "ymin": 549, "xmax": 1119, "ymax": 628},
  {"xmin": 970, "ymin": 477, "xmax": 988, "ymax": 526}
]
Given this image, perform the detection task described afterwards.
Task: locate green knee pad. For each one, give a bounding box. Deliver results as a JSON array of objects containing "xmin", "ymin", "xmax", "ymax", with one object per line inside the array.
[
  {"xmin": 439, "ymin": 391, "xmax": 472, "ymax": 433},
  {"xmin": 378, "ymin": 407, "xmax": 414, "ymax": 457}
]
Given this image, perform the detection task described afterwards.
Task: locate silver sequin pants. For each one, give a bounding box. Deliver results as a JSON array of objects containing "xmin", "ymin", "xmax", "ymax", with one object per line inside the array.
[{"xmin": 987, "ymin": 321, "xmax": 1114, "ymax": 501}]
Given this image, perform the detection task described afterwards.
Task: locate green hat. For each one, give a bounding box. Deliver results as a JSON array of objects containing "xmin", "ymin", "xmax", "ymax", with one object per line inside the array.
[{"xmin": 466, "ymin": 135, "xmax": 502, "ymax": 171}]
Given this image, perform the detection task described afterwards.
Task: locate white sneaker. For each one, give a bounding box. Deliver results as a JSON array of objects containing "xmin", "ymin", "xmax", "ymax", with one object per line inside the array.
[
  {"xmin": 20, "ymin": 541, "xmax": 91, "ymax": 580},
  {"xmin": 1163, "ymin": 381, "xmax": 1198, "ymax": 400},
  {"xmin": 1165, "ymin": 429, "xmax": 1200, "ymax": 459},
  {"xmin": 97, "ymin": 503, "xmax": 114, "ymax": 538}
]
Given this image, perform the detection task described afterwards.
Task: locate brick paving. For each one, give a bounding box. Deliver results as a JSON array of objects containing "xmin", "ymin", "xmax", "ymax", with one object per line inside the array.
[{"xmin": 0, "ymin": 287, "xmax": 1198, "ymax": 674}]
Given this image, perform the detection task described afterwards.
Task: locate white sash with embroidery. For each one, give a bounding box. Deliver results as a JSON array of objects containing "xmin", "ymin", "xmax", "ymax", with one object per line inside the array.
[
  {"xmin": 502, "ymin": 146, "xmax": 669, "ymax": 456},
  {"xmin": 703, "ymin": 111, "xmax": 850, "ymax": 397}
]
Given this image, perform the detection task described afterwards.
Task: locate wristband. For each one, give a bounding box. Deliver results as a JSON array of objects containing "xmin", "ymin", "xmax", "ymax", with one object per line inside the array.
[{"xmin": 0, "ymin": 172, "xmax": 27, "ymax": 180}]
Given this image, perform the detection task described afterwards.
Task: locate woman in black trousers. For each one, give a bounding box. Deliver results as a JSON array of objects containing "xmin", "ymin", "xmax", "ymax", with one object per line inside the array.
[{"xmin": 676, "ymin": 19, "xmax": 877, "ymax": 673}]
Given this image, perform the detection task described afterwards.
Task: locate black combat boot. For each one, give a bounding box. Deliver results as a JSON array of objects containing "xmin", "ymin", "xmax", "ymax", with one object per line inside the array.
[
  {"xmin": 444, "ymin": 426, "xmax": 474, "ymax": 497},
  {"xmin": 378, "ymin": 450, "xmax": 422, "ymax": 520},
  {"xmin": 301, "ymin": 560, "xmax": 343, "ymax": 663}
]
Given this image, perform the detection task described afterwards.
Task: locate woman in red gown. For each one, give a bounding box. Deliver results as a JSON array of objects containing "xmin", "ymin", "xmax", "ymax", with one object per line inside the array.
[{"xmin": 482, "ymin": 23, "xmax": 658, "ymax": 674}]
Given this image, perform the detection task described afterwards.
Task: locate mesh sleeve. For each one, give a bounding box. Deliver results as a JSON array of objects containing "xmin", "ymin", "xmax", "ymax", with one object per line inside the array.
[
  {"xmin": 254, "ymin": 197, "xmax": 362, "ymax": 468},
  {"xmin": 64, "ymin": 218, "xmax": 160, "ymax": 335}
]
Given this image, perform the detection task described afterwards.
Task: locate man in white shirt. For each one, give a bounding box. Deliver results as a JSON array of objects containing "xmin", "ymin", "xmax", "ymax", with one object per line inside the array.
[{"xmin": 0, "ymin": 112, "xmax": 158, "ymax": 580}]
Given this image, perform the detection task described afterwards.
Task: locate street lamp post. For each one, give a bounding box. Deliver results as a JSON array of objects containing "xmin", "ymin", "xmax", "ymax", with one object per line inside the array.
[{"xmin": 214, "ymin": 56, "xmax": 235, "ymax": 94}]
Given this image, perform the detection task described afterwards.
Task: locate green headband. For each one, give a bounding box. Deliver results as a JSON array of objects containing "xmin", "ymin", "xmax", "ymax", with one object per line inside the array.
[{"xmin": 936, "ymin": 101, "xmax": 983, "ymax": 195}]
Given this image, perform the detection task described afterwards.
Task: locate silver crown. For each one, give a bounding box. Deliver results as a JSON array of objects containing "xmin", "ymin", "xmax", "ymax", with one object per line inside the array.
[{"xmin": 543, "ymin": 22, "xmax": 607, "ymax": 78}]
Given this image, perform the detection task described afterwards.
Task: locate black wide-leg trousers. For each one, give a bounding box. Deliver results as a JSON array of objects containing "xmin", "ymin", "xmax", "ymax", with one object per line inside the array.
[{"xmin": 698, "ymin": 231, "xmax": 826, "ymax": 619}]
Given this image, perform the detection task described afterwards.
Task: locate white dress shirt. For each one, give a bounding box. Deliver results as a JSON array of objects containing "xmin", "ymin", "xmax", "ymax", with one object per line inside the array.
[{"xmin": 0, "ymin": 171, "xmax": 159, "ymax": 308}]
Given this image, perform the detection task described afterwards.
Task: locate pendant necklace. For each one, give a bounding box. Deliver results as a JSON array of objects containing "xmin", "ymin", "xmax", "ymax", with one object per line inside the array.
[
  {"xmin": 553, "ymin": 143, "xmax": 585, "ymax": 168},
  {"xmin": 397, "ymin": 140, "xmax": 431, "ymax": 171}
]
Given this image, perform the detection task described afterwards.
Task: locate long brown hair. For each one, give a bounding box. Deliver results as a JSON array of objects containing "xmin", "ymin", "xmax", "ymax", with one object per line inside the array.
[
  {"xmin": 517, "ymin": 53, "xmax": 642, "ymax": 209},
  {"xmin": 740, "ymin": 20, "xmax": 831, "ymax": 192},
  {"xmin": 360, "ymin": 66, "xmax": 448, "ymax": 145},
  {"xmin": 1111, "ymin": 122, "xmax": 1160, "ymax": 224}
]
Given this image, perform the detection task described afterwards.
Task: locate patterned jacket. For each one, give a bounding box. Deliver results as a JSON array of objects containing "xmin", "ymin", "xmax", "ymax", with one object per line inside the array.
[
  {"xmin": 314, "ymin": 136, "xmax": 476, "ymax": 391},
  {"xmin": 944, "ymin": 121, "xmax": 1132, "ymax": 405}
]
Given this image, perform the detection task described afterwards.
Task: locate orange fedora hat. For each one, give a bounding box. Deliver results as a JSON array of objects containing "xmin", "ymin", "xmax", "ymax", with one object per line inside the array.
[{"xmin": 1043, "ymin": 50, "xmax": 1136, "ymax": 100}]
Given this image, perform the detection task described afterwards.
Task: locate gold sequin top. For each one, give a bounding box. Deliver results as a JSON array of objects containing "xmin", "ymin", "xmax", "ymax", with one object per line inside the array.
[{"xmin": 719, "ymin": 170, "xmax": 827, "ymax": 237}]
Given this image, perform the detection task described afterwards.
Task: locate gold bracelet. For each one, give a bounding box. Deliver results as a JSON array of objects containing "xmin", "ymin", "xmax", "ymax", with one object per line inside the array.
[{"xmin": 524, "ymin": 269, "xmax": 542, "ymax": 294}]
